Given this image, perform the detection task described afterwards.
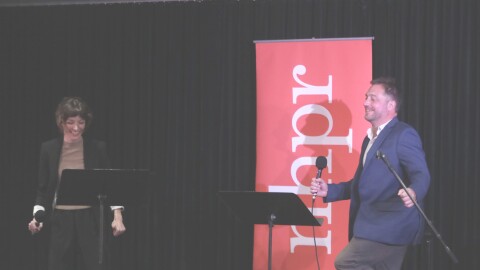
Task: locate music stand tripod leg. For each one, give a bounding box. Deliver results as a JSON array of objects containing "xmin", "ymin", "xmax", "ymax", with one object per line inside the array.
[
  {"xmin": 268, "ymin": 213, "xmax": 276, "ymax": 270},
  {"xmin": 98, "ymin": 194, "xmax": 106, "ymax": 265}
]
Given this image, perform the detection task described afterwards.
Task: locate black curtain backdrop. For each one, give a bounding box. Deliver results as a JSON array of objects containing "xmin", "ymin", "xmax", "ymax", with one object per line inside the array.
[{"xmin": 0, "ymin": 0, "xmax": 478, "ymax": 269}]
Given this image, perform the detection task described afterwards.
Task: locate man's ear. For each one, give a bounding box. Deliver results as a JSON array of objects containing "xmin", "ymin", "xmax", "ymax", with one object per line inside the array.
[{"xmin": 388, "ymin": 100, "xmax": 396, "ymax": 112}]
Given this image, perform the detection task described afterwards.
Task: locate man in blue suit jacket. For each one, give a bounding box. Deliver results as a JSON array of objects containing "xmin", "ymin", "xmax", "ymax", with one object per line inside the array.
[{"xmin": 311, "ymin": 77, "xmax": 430, "ymax": 269}]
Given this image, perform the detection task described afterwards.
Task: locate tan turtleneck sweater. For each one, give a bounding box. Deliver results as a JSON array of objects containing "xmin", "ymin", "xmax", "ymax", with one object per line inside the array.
[{"xmin": 55, "ymin": 138, "xmax": 91, "ymax": 210}]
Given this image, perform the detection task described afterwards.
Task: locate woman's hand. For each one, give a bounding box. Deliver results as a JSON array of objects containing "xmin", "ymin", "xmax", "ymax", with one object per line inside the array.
[
  {"xmin": 28, "ymin": 218, "xmax": 43, "ymax": 234},
  {"xmin": 111, "ymin": 209, "xmax": 126, "ymax": 237}
]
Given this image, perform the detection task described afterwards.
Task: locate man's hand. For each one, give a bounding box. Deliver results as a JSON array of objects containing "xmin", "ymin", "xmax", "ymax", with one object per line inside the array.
[
  {"xmin": 398, "ymin": 187, "xmax": 416, "ymax": 208},
  {"xmin": 311, "ymin": 178, "xmax": 328, "ymax": 198}
]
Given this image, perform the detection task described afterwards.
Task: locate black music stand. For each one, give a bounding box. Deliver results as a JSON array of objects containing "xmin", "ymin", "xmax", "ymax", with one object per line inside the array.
[
  {"xmin": 218, "ymin": 191, "xmax": 323, "ymax": 270},
  {"xmin": 56, "ymin": 169, "xmax": 150, "ymax": 265}
]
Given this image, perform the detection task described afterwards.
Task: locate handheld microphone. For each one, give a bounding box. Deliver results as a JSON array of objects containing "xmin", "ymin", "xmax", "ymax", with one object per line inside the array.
[
  {"xmin": 313, "ymin": 156, "xmax": 327, "ymax": 200},
  {"xmin": 34, "ymin": 210, "xmax": 46, "ymax": 226}
]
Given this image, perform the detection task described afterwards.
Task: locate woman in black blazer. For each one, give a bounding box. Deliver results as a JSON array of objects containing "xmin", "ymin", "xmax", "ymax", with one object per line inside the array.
[{"xmin": 28, "ymin": 97, "xmax": 125, "ymax": 270}]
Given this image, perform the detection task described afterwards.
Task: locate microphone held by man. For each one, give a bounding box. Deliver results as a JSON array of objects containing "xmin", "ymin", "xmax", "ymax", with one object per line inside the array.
[{"xmin": 312, "ymin": 156, "xmax": 327, "ymax": 200}]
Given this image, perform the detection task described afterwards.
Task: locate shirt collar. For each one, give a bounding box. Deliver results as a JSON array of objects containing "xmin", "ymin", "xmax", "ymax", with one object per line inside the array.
[{"xmin": 367, "ymin": 119, "xmax": 392, "ymax": 140}]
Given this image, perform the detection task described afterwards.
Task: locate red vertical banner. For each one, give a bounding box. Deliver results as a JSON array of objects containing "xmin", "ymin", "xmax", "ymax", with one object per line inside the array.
[{"xmin": 254, "ymin": 38, "xmax": 372, "ymax": 270}]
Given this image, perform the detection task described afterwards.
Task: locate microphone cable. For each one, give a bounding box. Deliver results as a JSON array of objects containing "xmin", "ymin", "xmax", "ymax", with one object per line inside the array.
[
  {"xmin": 311, "ymin": 156, "xmax": 326, "ymax": 270},
  {"xmin": 311, "ymin": 197, "xmax": 321, "ymax": 270}
]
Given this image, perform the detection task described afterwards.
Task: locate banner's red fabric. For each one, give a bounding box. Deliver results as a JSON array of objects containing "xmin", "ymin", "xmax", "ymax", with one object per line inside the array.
[{"xmin": 255, "ymin": 39, "xmax": 372, "ymax": 270}]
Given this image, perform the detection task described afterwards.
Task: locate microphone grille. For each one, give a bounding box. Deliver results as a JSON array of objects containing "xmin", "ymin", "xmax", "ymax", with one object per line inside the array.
[
  {"xmin": 316, "ymin": 156, "xmax": 327, "ymax": 169},
  {"xmin": 35, "ymin": 210, "xmax": 46, "ymax": 223}
]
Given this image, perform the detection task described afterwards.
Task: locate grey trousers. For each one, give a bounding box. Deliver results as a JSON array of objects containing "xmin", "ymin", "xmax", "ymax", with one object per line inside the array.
[{"xmin": 335, "ymin": 237, "xmax": 408, "ymax": 270}]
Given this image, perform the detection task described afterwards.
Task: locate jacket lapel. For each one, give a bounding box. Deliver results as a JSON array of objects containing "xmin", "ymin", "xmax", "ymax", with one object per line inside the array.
[
  {"xmin": 362, "ymin": 117, "xmax": 398, "ymax": 170},
  {"xmin": 52, "ymin": 138, "xmax": 63, "ymax": 183}
]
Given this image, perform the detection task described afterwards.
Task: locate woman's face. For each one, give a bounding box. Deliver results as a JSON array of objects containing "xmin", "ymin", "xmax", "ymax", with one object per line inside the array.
[{"xmin": 62, "ymin": 116, "xmax": 85, "ymax": 142}]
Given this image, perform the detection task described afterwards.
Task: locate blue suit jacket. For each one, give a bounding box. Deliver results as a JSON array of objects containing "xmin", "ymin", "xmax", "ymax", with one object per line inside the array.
[{"xmin": 324, "ymin": 117, "xmax": 430, "ymax": 245}]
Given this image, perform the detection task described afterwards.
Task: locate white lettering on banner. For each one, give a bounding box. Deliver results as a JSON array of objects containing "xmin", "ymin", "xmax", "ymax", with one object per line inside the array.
[
  {"xmin": 291, "ymin": 226, "xmax": 332, "ymax": 254},
  {"xmin": 292, "ymin": 65, "xmax": 333, "ymax": 104},
  {"xmin": 292, "ymin": 104, "xmax": 353, "ymax": 153},
  {"xmin": 287, "ymin": 69, "xmax": 348, "ymax": 257}
]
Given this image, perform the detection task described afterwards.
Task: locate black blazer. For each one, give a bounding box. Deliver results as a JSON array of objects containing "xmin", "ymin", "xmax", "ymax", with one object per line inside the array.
[{"xmin": 34, "ymin": 137, "xmax": 110, "ymax": 212}]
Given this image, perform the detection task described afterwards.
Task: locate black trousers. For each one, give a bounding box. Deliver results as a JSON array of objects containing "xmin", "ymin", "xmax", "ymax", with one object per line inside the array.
[{"xmin": 48, "ymin": 208, "xmax": 107, "ymax": 270}]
